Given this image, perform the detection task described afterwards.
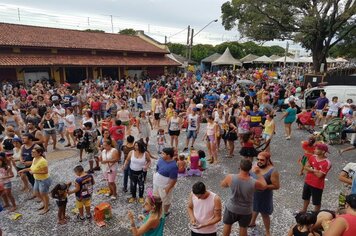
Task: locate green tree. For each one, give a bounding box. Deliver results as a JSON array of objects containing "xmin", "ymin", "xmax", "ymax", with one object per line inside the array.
[
  {"xmin": 119, "ymin": 28, "xmax": 136, "ymax": 35},
  {"xmin": 221, "ymin": 0, "xmax": 356, "ymax": 72},
  {"xmin": 167, "ymin": 43, "xmax": 187, "ymax": 56},
  {"xmin": 84, "ymin": 29, "xmax": 105, "ymax": 33},
  {"xmin": 215, "ymin": 41, "xmax": 244, "ymax": 58},
  {"xmin": 329, "ymin": 28, "xmax": 356, "ymax": 58},
  {"xmin": 191, "ymin": 44, "xmax": 216, "ymax": 62}
]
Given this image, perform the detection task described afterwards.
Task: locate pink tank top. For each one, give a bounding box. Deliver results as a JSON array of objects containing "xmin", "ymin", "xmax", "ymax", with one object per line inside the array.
[
  {"xmin": 339, "ymin": 214, "xmax": 356, "ymax": 236},
  {"xmin": 192, "ymin": 191, "xmax": 217, "ymax": 234}
]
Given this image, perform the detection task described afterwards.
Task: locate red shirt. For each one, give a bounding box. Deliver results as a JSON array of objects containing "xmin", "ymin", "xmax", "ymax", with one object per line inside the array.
[
  {"xmin": 158, "ymin": 86, "xmax": 165, "ymax": 95},
  {"xmin": 109, "ymin": 125, "xmax": 125, "ymax": 141},
  {"xmin": 91, "ymin": 101, "xmax": 101, "ymax": 111},
  {"xmin": 305, "ymin": 155, "xmax": 331, "ymax": 189},
  {"xmin": 302, "ymin": 141, "xmax": 315, "ymax": 159}
]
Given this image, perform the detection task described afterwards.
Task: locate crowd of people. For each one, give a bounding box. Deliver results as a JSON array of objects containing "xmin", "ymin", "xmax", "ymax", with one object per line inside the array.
[{"xmin": 0, "ymin": 67, "xmax": 355, "ymax": 236}]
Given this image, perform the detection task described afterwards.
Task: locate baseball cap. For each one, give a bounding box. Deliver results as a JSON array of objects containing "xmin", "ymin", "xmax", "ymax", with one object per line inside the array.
[
  {"xmin": 315, "ymin": 143, "xmax": 329, "ymax": 153},
  {"xmin": 13, "ymin": 137, "xmax": 22, "ymax": 144}
]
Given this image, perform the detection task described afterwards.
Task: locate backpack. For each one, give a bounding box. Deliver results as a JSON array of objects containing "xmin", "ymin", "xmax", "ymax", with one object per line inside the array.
[{"xmin": 3, "ymin": 138, "xmax": 14, "ymax": 151}]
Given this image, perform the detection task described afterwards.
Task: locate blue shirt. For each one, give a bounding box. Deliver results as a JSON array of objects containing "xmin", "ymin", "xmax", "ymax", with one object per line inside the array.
[
  {"xmin": 156, "ymin": 158, "xmax": 178, "ymax": 180},
  {"xmin": 352, "ymin": 174, "xmax": 356, "ymax": 194}
]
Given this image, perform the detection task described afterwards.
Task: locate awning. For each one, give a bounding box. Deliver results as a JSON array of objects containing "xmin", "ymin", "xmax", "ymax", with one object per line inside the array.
[{"xmin": 0, "ymin": 54, "xmax": 181, "ymax": 67}]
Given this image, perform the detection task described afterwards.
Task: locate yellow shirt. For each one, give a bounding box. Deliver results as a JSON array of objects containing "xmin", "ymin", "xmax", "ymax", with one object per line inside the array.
[
  {"xmin": 166, "ymin": 107, "xmax": 174, "ymax": 120},
  {"xmin": 151, "ymin": 98, "xmax": 157, "ymax": 112},
  {"xmin": 263, "ymin": 119, "xmax": 275, "ymax": 135},
  {"xmin": 30, "ymin": 157, "xmax": 49, "ymax": 180}
]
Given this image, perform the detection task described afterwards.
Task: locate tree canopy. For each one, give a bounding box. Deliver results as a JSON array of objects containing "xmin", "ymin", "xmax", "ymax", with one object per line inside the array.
[
  {"xmin": 221, "ymin": 0, "xmax": 356, "ymax": 72},
  {"xmin": 118, "ymin": 28, "xmax": 137, "ymax": 35},
  {"xmin": 167, "ymin": 41, "xmax": 285, "ymax": 63}
]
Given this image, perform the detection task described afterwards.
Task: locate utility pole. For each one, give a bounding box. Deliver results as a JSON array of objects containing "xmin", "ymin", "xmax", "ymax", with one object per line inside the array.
[
  {"xmin": 284, "ymin": 41, "xmax": 289, "ymax": 68},
  {"xmin": 17, "ymin": 8, "xmax": 21, "ymax": 21},
  {"xmin": 189, "ymin": 28, "xmax": 194, "ymax": 61},
  {"xmin": 186, "ymin": 25, "xmax": 190, "ymax": 58},
  {"xmin": 110, "ymin": 15, "xmax": 114, "ymax": 33},
  {"xmin": 87, "ymin": 17, "xmax": 90, "ymax": 26},
  {"xmin": 165, "ymin": 36, "xmax": 167, "ymax": 45}
]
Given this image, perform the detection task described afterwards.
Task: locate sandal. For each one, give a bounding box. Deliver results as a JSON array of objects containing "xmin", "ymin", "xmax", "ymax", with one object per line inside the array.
[{"xmin": 39, "ymin": 208, "xmax": 50, "ymax": 215}]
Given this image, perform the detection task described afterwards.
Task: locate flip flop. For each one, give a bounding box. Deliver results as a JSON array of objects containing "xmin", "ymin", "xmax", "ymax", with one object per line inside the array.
[
  {"xmin": 10, "ymin": 213, "xmax": 22, "ymax": 220},
  {"xmin": 37, "ymin": 206, "xmax": 44, "ymax": 211}
]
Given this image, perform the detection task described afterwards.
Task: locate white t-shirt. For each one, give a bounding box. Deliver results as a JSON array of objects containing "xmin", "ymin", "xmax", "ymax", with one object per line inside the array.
[
  {"xmin": 329, "ymin": 101, "xmax": 342, "ymax": 112},
  {"xmin": 65, "ymin": 114, "xmax": 75, "ymax": 128},
  {"xmin": 101, "ymin": 148, "xmax": 118, "ymax": 171},
  {"xmin": 53, "ymin": 107, "xmax": 65, "ymax": 123},
  {"xmin": 137, "ymin": 95, "xmax": 144, "ymax": 104},
  {"xmin": 188, "ymin": 114, "xmax": 199, "ymax": 131}
]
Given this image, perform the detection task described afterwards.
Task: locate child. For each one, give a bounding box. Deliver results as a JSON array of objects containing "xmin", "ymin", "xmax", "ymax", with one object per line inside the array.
[
  {"xmin": 51, "ymin": 182, "xmax": 71, "ymax": 224},
  {"xmin": 0, "ymin": 153, "xmax": 16, "ymax": 212},
  {"xmin": 198, "ymin": 150, "xmax": 207, "ymax": 172},
  {"xmin": 177, "ymin": 154, "xmax": 187, "ymax": 177},
  {"xmin": 187, "ymin": 149, "xmax": 202, "ymax": 177},
  {"xmin": 299, "ymin": 136, "xmax": 316, "ymax": 176},
  {"xmin": 68, "ymin": 165, "xmax": 95, "ymax": 221},
  {"xmin": 287, "ymin": 211, "xmax": 320, "ymax": 236},
  {"xmin": 325, "ymin": 96, "xmax": 341, "ymax": 124},
  {"xmin": 239, "ymin": 132, "xmax": 258, "ymax": 161},
  {"xmin": 156, "ymin": 129, "xmax": 166, "ymax": 154}
]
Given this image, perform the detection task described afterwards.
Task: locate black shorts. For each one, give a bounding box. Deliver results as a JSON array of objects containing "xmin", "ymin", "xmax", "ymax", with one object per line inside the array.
[
  {"xmin": 56, "ymin": 199, "xmax": 68, "ymax": 207},
  {"xmin": 169, "ymin": 130, "xmax": 180, "ymax": 136},
  {"xmin": 302, "ymin": 183, "xmax": 323, "ymax": 205},
  {"xmin": 191, "ymin": 231, "xmax": 217, "ymax": 236},
  {"xmin": 154, "ymin": 113, "xmax": 160, "ymax": 120},
  {"xmin": 223, "ymin": 208, "xmax": 252, "ymax": 227}
]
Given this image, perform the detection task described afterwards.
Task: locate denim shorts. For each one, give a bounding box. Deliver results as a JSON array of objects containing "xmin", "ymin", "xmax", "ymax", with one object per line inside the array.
[
  {"xmin": 4, "ymin": 181, "xmax": 12, "ymax": 189},
  {"xmin": 33, "ymin": 178, "xmax": 52, "ymax": 193},
  {"xmin": 186, "ymin": 130, "xmax": 197, "ymax": 139},
  {"xmin": 56, "ymin": 123, "xmax": 64, "ymax": 133}
]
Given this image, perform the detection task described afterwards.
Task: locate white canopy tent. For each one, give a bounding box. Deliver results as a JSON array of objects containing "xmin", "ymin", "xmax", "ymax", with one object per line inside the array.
[
  {"xmin": 212, "ymin": 48, "xmax": 242, "ymax": 66},
  {"xmin": 335, "ymin": 57, "xmax": 348, "ymax": 62},
  {"xmin": 297, "ymin": 57, "xmax": 312, "ymax": 63},
  {"xmin": 240, "ymin": 54, "xmax": 259, "ymax": 63},
  {"xmin": 253, "ymin": 55, "xmax": 273, "ymax": 63},
  {"xmin": 274, "ymin": 56, "xmax": 297, "ymax": 63}
]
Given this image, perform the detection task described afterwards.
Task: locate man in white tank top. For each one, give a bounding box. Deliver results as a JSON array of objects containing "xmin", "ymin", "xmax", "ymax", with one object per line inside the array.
[{"xmin": 187, "ymin": 181, "xmax": 222, "ymax": 236}]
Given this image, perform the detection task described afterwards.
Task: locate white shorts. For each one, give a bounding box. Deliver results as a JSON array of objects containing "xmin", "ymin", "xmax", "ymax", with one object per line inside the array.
[
  {"xmin": 153, "ymin": 184, "xmax": 173, "ymax": 206},
  {"xmin": 327, "ymin": 110, "xmax": 338, "ymax": 117}
]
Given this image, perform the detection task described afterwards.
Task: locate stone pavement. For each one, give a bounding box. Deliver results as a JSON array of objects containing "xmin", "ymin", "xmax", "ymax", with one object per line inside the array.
[{"xmin": 0, "ymin": 112, "xmax": 355, "ymax": 236}]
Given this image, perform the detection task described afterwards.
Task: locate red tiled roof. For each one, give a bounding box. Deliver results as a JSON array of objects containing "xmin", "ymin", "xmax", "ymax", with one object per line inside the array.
[
  {"xmin": 0, "ymin": 23, "xmax": 167, "ymax": 53},
  {"xmin": 0, "ymin": 54, "xmax": 181, "ymax": 66}
]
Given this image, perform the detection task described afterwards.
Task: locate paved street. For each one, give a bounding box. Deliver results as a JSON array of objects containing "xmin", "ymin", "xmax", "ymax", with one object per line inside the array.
[{"xmin": 0, "ymin": 112, "xmax": 354, "ymax": 236}]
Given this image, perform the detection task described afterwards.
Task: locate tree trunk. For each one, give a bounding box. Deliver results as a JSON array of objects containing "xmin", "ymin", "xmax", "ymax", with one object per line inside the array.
[{"xmin": 312, "ymin": 40, "xmax": 327, "ymax": 74}]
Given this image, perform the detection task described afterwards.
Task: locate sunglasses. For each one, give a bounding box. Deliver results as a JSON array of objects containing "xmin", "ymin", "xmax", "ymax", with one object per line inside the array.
[{"xmin": 257, "ymin": 158, "xmax": 266, "ymax": 162}]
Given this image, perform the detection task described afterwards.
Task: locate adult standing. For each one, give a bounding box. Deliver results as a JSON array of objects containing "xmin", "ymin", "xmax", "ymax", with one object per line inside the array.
[
  {"xmin": 137, "ymin": 111, "xmax": 153, "ymax": 145},
  {"xmin": 301, "ymin": 143, "xmax": 332, "ymax": 212},
  {"xmin": 121, "ymin": 135, "xmax": 135, "ymax": 193},
  {"xmin": 19, "ymin": 146, "xmax": 51, "ymax": 215},
  {"xmin": 19, "ymin": 134, "xmax": 38, "ymax": 191},
  {"xmin": 187, "ymin": 182, "xmax": 222, "ymax": 236},
  {"xmin": 153, "ymin": 147, "xmax": 178, "ymax": 216},
  {"xmin": 40, "ymin": 111, "xmax": 57, "ymax": 151},
  {"xmin": 183, "ymin": 108, "xmax": 200, "ymax": 152},
  {"xmin": 52, "ymin": 103, "xmax": 66, "ymax": 143},
  {"xmin": 249, "ymin": 152, "xmax": 280, "ymax": 236},
  {"xmin": 123, "ymin": 141, "xmax": 151, "ymax": 204},
  {"xmin": 313, "ymin": 91, "xmax": 329, "ymax": 127},
  {"xmin": 99, "ymin": 140, "xmax": 119, "ymax": 200},
  {"xmin": 167, "ymin": 110, "xmax": 182, "ymax": 149},
  {"xmin": 116, "ymin": 105, "xmax": 132, "ymax": 135},
  {"xmin": 203, "ymin": 116, "xmax": 219, "ymax": 164},
  {"xmin": 63, "ymin": 107, "xmax": 76, "ymax": 148},
  {"xmin": 338, "ymin": 162, "xmax": 356, "ymax": 195},
  {"xmin": 221, "ymin": 159, "xmax": 267, "ymax": 236},
  {"xmin": 109, "ymin": 120, "xmax": 126, "ymax": 152},
  {"xmin": 281, "ymin": 101, "xmax": 297, "ymax": 140}
]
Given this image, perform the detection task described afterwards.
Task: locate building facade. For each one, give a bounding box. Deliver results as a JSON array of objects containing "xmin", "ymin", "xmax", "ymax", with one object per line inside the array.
[{"xmin": 0, "ymin": 23, "xmax": 180, "ymax": 85}]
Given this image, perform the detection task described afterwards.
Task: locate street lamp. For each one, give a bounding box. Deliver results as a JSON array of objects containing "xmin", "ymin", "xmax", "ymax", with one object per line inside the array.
[{"xmin": 188, "ymin": 19, "xmax": 218, "ymax": 61}]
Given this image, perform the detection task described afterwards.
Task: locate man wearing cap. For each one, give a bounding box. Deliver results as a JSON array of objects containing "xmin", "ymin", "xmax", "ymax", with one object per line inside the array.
[
  {"xmin": 324, "ymin": 194, "xmax": 356, "ymax": 235},
  {"xmin": 301, "ymin": 143, "xmax": 332, "ymax": 212}
]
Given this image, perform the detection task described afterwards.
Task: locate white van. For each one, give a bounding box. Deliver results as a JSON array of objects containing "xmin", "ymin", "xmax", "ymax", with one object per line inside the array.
[{"xmin": 303, "ymin": 86, "xmax": 356, "ymax": 108}]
